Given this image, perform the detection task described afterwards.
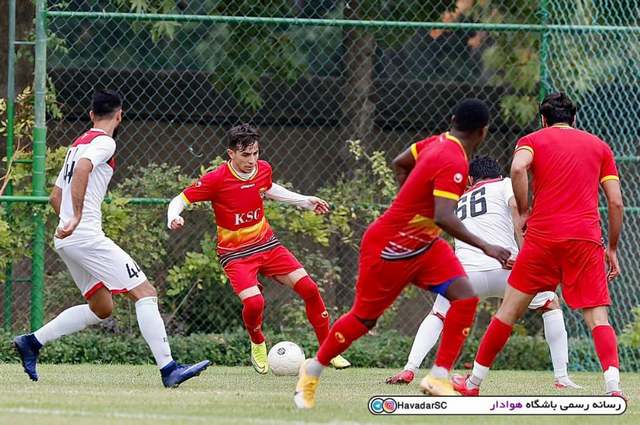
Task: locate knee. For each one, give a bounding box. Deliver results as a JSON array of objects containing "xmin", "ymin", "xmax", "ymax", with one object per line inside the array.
[
  {"xmin": 583, "ymin": 308, "xmax": 610, "ymax": 330},
  {"xmin": 90, "ymin": 299, "xmax": 113, "ymax": 319},
  {"xmin": 293, "ymin": 276, "xmax": 320, "ymax": 300},
  {"xmin": 242, "ymin": 294, "xmax": 265, "ymax": 311}
]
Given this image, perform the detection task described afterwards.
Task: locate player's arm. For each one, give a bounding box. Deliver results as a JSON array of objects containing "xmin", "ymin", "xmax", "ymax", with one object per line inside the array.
[
  {"xmin": 49, "ymin": 185, "xmax": 62, "ymax": 216},
  {"xmin": 434, "ymin": 196, "xmax": 511, "ymax": 265},
  {"xmin": 168, "ymin": 172, "xmax": 218, "ymax": 231},
  {"xmin": 264, "ymin": 183, "xmax": 329, "ymax": 214},
  {"xmin": 508, "ymin": 196, "xmax": 524, "ymax": 248},
  {"xmin": 167, "ymin": 194, "xmax": 189, "ymax": 230},
  {"xmin": 55, "ymin": 158, "xmax": 92, "ymax": 239},
  {"xmin": 602, "ymin": 179, "xmax": 623, "ymax": 280},
  {"xmin": 392, "ymin": 145, "xmax": 417, "ymax": 186},
  {"xmin": 510, "ymin": 149, "xmax": 533, "ymax": 216}
]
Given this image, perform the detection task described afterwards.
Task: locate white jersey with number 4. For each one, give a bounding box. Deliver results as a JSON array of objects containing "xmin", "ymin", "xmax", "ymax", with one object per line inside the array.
[
  {"xmin": 54, "ymin": 128, "xmax": 116, "ymax": 248},
  {"xmin": 454, "ymin": 177, "xmax": 519, "ymax": 272}
]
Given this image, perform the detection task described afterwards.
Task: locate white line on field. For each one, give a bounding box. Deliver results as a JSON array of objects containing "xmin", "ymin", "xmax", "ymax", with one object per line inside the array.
[{"xmin": 0, "ymin": 407, "xmax": 377, "ymax": 425}]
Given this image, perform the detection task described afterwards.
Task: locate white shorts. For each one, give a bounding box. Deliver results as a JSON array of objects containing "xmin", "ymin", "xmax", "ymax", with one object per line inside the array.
[
  {"xmin": 431, "ymin": 268, "xmax": 557, "ymax": 316},
  {"xmin": 56, "ymin": 236, "xmax": 147, "ymax": 299}
]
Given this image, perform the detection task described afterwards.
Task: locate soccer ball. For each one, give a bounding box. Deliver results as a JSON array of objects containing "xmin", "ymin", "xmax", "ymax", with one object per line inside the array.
[{"xmin": 267, "ymin": 341, "xmax": 305, "ymax": 376}]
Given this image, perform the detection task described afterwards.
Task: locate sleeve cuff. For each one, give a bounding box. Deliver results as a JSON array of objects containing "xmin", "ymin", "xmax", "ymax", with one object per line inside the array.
[
  {"xmin": 410, "ymin": 143, "xmax": 418, "ymax": 160},
  {"xmin": 433, "ymin": 189, "xmax": 460, "ymax": 201},
  {"xmin": 515, "ymin": 146, "xmax": 534, "ymax": 156},
  {"xmin": 180, "ymin": 192, "xmax": 192, "ymax": 205},
  {"xmin": 600, "ymin": 175, "xmax": 620, "ymax": 184}
]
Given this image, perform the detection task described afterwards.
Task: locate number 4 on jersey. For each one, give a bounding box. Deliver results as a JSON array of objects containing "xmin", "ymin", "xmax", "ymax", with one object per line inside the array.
[{"xmin": 126, "ymin": 262, "xmax": 142, "ymax": 279}]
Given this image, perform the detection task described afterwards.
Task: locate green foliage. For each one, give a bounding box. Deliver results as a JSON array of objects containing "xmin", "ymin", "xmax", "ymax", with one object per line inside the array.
[{"xmin": 621, "ymin": 306, "xmax": 640, "ymax": 349}]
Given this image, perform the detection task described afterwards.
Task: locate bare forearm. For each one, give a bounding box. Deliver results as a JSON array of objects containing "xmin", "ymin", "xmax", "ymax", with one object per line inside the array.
[
  {"xmin": 49, "ymin": 187, "xmax": 62, "ymax": 216},
  {"xmin": 607, "ymin": 201, "xmax": 623, "ymax": 250},
  {"xmin": 436, "ymin": 214, "xmax": 488, "ymax": 251},
  {"xmin": 70, "ymin": 167, "xmax": 90, "ymax": 219},
  {"xmin": 511, "ymin": 168, "xmax": 529, "ymax": 215},
  {"xmin": 393, "ymin": 165, "xmax": 410, "ymax": 187}
]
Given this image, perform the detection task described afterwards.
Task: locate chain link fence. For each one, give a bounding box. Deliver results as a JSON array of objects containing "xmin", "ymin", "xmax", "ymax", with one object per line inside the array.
[{"xmin": 2, "ymin": 0, "xmax": 640, "ymax": 371}]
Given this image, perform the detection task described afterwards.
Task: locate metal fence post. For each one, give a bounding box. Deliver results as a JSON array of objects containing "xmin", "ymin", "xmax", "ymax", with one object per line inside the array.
[
  {"xmin": 3, "ymin": 0, "xmax": 17, "ymax": 331},
  {"xmin": 30, "ymin": 0, "xmax": 47, "ymax": 331}
]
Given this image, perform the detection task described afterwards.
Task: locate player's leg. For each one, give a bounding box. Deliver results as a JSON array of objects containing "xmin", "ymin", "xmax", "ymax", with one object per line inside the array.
[
  {"xmin": 85, "ymin": 238, "xmax": 209, "ymax": 387},
  {"xmin": 268, "ymin": 246, "xmax": 350, "ymax": 369},
  {"xmin": 454, "ymin": 236, "xmax": 559, "ymax": 395},
  {"xmin": 294, "ymin": 252, "xmax": 408, "ymax": 408},
  {"xmin": 224, "ymin": 255, "xmax": 268, "ymax": 374},
  {"xmin": 529, "ymin": 292, "xmax": 581, "ymax": 389},
  {"xmin": 560, "ymin": 240, "xmax": 622, "ymax": 396},
  {"xmin": 13, "ymin": 245, "xmax": 110, "ymax": 381},
  {"xmin": 387, "ymin": 295, "xmax": 449, "ymax": 384}
]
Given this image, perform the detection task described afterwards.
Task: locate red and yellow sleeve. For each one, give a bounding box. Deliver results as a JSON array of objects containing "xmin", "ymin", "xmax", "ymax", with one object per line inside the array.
[
  {"xmin": 410, "ymin": 139, "xmax": 431, "ymax": 160},
  {"xmin": 181, "ymin": 171, "xmax": 219, "ymax": 204},
  {"xmin": 433, "ymin": 161, "xmax": 466, "ymax": 202},
  {"xmin": 599, "ymin": 144, "xmax": 619, "ymax": 184},
  {"xmin": 514, "ymin": 136, "xmax": 534, "ymax": 157}
]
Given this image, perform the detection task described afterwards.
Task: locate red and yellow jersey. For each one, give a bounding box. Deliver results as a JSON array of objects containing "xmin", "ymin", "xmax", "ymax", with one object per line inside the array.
[
  {"xmin": 409, "ymin": 135, "xmax": 439, "ymax": 160},
  {"xmin": 515, "ymin": 124, "xmax": 619, "ymax": 242},
  {"xmin": 181, "ymin": 160, "xmax": 275, "ymax": 256},
  {"xmin": 369, "ymin": 133, "xmax": 469, "ymax": 259}
]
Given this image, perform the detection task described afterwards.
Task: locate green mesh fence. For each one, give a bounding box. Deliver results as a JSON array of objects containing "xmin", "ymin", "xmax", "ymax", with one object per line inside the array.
[{"xmin": 2, "ymin": 0, "xmax": 640, "ymax": 372}]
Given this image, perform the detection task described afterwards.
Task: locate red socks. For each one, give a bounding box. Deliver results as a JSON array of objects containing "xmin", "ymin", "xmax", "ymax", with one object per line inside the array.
[
  {"xmin": 242, "ymin": 294, "xmax": 265, "ymax": 344},
  {"xmin": 294, "ymin": 276, "xmax": 330, "ymax": 343},
  {"xmin": 591, "ymin": 325, "xmax": 620, "ymax": 371},
  {"xmin": 434, "ymin": 297, "xmax": 478, "ymax": 370},
  {"xmin": 475, "ymin": 316, "xmax": 513, "ymax": 367},
  {"xmin": 317, "ymin": 311, "xmax": 369, "ymax": 366}
]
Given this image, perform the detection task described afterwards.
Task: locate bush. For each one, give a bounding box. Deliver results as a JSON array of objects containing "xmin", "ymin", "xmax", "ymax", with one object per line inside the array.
[{"xmin": 4, "ymin": 328, "xmax": 636, "ymax": 372}]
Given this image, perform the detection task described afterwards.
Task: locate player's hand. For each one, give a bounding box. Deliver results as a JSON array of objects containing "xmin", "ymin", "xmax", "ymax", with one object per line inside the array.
[
  {"xmin": 307, "ymin": 197, "xmax": 330, "ymax": 215},
  {"xmin": 482, "ymin": 244, "xmax": 511, "ymax": 267},
  {"xmin": 169, "ymin": 216, "xmax": 185, "ymax": 231},
  {"xmin": 605, "ymin": 248, "xmax": 620, "ymax": 281},
  {"xmin": 55, "ymin": 215, "xmax": 81, "ymax": 239},
  {"xmin": 504, "ymin": 256, "xmax": 517, "ymax": 270}
]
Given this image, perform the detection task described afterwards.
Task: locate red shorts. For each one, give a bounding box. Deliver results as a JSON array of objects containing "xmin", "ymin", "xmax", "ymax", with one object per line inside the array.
[
  {"xmin": 352, "ymin": 237, "xmax": 466, "ymax": 319},
  {"xmin": 509, "ymin": 236, "xmax": 610, "ymax": 309},
  {"xmin": 222, "ymin": 245, "xmax": 303, "ymax": 295}
]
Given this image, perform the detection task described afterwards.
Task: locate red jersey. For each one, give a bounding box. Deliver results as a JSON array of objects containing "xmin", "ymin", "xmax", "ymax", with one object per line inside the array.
[
  {"xmin": 181, "ymin": 160, "xmax": 275, "ymax": 257},
  {"xmin": 515, "ymin": 124, "xmax": 619, "ymax": 242},
  {"xmin": 369, "ymin": 132, "xmax": 469, "ymax": 259}
]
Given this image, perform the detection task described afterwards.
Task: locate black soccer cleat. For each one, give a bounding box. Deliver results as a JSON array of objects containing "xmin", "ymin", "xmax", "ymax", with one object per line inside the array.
[
  {"xmin": 160, "ymin": 360, "xmax": 211, "ymax": 388},
  {"xmin": 13, "ymin": 334, "xmax": 42, "ymax": 382}
]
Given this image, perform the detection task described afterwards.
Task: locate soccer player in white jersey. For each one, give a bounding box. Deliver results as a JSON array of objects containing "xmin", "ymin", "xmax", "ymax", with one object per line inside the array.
[
  {"xmin": 13, "ymin": 90, "xmax": 210, "ymax": 388},
  {"xmin": 386, "ymin": 156, "xmax": 580, "ymax": 389}
]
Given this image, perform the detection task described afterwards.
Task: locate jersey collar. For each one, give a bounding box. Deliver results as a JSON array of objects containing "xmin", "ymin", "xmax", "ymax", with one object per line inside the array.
[
  {"xmin": 467, "ymin": 177, "xmax": 504, "ymax": 193},
  {"xmin": 227, "ymin": 161, "xmax": 258, "ymax": 181},
  {"xmin": 89, "ymin": 128, "xmax": 107, "ymax": 134},
  {"xmin": 445, "ymin": 132, "xmax": 468, "ymax": 161},
  {"xmin": 550, "ymin": 123, "xmax": 572, "ymax": 129}
]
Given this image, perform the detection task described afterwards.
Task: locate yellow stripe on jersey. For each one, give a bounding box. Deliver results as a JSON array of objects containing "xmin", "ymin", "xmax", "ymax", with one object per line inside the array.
[
  {"xmin": 515, "ymin": 146, "xmax": 534, "ymax": 156},
  {"xmin": 218, "ymin": 216, "xmax": 269, "ymax": 246},
  {"xmin": 433, "ymin": 189, "xmax": 460, "ymax": 201},
  {"xmin": 445, "ymin": 132, "xmax": 468, "ymax": 161},
  {"xmin": 410, "ymin": 143, "xmax": 418, "ymax": 160},
  {"xmin": 180, "ymin": 192, "xmax": 192, "ymax": 205},
  {"xmin": 227, "ymin": 161, "xmax": 258, "ymax": 181},
  {"xmin": 600, "ymin": 175, "xmax": 620, "ymax": 183}
]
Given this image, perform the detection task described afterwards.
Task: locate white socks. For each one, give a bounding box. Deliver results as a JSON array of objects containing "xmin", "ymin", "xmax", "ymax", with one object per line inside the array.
[
  {"xmin": 135, "ymin": 297, "xmax": 173, "ymax": 369},
  {"xmin": 404, "ymin": 313, "xmax": 444, "ymax": 372},
  {"xmin": 542, "ymin": 309, "xmax": 569, "ymax": 378},
  {"xmin": 306, "ymin": 358, "xmax": 325, "ymax": 377},
  {"xmin": 604, "ymin": 366, "xmax": 621, "ymax": 393},
  {"xmin": 468, "ymin": 361, "xmax": 489, "ymax": 389},
  {"xmin": 34, "ymin": 304, "xmax": 104, "ymax": 345}
]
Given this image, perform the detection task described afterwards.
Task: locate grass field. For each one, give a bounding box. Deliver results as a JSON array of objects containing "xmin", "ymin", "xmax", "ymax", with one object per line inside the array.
[{"xmin": 0, "ymin": 364, "xmax": 637, "ymax": 425}]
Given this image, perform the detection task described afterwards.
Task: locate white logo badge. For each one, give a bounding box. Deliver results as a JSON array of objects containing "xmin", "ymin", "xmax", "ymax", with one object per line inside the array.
[{"xmin": 454, "ymin": 173, "xmax": 463, "ymax": 183}]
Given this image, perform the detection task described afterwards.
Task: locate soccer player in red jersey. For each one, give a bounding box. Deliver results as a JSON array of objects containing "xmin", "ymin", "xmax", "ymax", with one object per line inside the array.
[
  {"xmin": 167, "ymin": 124, "xmax": 350, "ymax": 374},
  {"xmin": 294, "ymin": 99, "xmax": 512, "ymax": 409},
  {"xmin": 453, "ymin": 92, "xmax": 626, "ymax": 398}
]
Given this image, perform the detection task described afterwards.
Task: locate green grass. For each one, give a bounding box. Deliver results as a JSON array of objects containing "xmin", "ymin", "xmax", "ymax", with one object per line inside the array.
[{"xmin": 0, "ymin": 364, "xmax": 637, "ymax": 425}]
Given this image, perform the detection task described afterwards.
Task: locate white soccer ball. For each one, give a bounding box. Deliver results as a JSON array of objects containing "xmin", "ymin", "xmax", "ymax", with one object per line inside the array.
[{"xmin": 268, "ymin": 341, "xmax": 305, "ymax": 376}]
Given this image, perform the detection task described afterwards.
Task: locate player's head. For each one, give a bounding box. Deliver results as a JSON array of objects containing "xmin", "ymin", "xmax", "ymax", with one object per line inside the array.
[
  {"xmin": 227, "ymin": 123, "xmax": 260, "ymax": 173},
  {"xmin": 89, "ymin": 89, "xmax": 123, "ymax": 126},
  {"xmin": 468, "ymin": 156, "xmax": 502, "ymax": 185},
  {"xmin": 539, "ymin": 92, "xmax": 576, "ymax": 127},
  {"xmin": 450, "ymin": 98, "xmax": 490, "ymax": 146}
]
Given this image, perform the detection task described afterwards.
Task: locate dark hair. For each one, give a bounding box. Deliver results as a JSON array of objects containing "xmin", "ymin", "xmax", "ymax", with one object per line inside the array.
[
  {"xmin": 540, "ymin": 92, "xmax": 576, "ymax": 125},
  {"xmin": 469, "ymin": 156, "xmax": 502, "ymax": 180},
  {"xmin": 452, "ymin": 98, "xmax": 490, "ymax": 132},
  {"xmin": 228, "ymin": 123, "xmax": 260, "ymax": 150},
  {"xmin": 91, "ymin": 89, "xmax": 122, "ymax": 118}
]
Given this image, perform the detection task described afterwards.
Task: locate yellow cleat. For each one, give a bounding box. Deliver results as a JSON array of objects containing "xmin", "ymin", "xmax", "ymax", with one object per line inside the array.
[
  {"xmin": 294, "ymin": 359, "xmax": 320, "ymax": 409},
  {"xmin": 329, "ymin": 355, "xmax": 351, "ymax": 369},
  {"xmin": 419, "ymin": 374, "xmax": 460, "ymax": 396},
  {"xmin": 250, "ymin": 341, "xmax": 269, "ymax": 375}
]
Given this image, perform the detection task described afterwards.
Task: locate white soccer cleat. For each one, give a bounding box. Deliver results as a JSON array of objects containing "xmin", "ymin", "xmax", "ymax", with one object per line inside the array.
[{"xmin": 554, "ymin": 376, "xmax": 582, "ymax": 389}]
